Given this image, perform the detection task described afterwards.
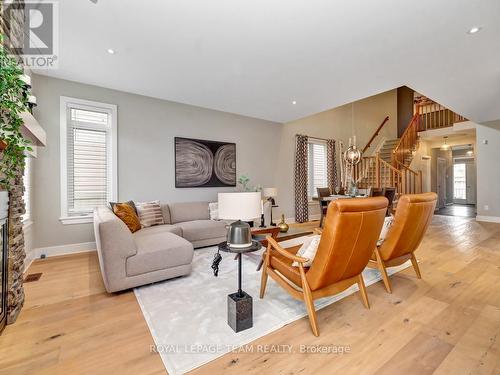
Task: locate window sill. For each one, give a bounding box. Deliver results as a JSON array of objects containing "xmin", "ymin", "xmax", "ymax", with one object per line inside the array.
[
  {"xmin": 59, "ymin": 215, "xmax": 93, "ymax": 225},
  {"xmin": 22, "ymin": 219, "xmax": 34, "ymax": 229}
]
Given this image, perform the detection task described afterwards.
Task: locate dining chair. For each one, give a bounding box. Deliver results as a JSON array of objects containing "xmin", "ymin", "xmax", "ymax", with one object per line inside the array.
[
  {"xmin": 368, "ymin": 193, "xmax": 437, "ymax": 293},
  {"xmin": 316, "ymin": 187, "xmax": 331, "ymax": 228},
  {"xmin": 383, "ymin": 187, "xmax": 396, "ymax": 216},
  {"xmin": 370, "ymin": 187, "xmax": 384, "ymax": 197},
  {"xmin": 260, "ymin": 197, "xmax": 388, "ymax": 336}
]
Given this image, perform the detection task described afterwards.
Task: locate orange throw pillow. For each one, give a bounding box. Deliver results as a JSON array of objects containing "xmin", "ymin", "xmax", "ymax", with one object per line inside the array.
[{"xmin": 113, "ymin": 203, "xmax": 142, "ymax": 233}]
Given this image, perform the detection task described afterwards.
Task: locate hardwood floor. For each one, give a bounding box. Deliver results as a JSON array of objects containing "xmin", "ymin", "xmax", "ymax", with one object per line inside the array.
[
  {"xmin": 1, "ymin": 216, "xmax": 499, "ymax": 374},
  {"xmin": 436, "ymin": 204, "xmax": 477, "ymax": 218}
]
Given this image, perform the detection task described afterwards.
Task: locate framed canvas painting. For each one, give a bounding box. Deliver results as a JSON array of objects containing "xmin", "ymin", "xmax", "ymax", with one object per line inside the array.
[{"xmin": 175, "ymin": 137, "xmax": 236, "ymax": 188}]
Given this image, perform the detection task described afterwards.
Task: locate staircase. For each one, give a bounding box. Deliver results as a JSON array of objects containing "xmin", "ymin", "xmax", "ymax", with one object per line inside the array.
[
  {"xmin": 353, "ymin": 97, "xmax": 465, "ymax": 197},
  {"xmin": 357, "ymin": 137, "xmax": 417, "ymax": 189},
  {"xmin": 379, "ymin": 139, "xmax": 412, "ymax": 164},
  {"xmin": 354, "ymin": 116, "xmax": 422, "ymax": 196}
]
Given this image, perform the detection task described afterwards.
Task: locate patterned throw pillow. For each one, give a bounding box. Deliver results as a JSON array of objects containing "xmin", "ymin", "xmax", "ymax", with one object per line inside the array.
[
  {"xmin": 135, "ymin": 200, "xmax": 165, "ymax": 228},
  {"xmin": 113, "ymin": 203, "xmax": 142, "ymax": 233},
  {"xmin": 109, "ymin": 200, "xmax": 137, "ymax": 214}
]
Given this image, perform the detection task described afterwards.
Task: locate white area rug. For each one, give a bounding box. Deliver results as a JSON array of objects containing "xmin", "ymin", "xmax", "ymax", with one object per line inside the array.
[{"xmin": 134, "ymin": 239, "xmax": 411, "ymax": 375}]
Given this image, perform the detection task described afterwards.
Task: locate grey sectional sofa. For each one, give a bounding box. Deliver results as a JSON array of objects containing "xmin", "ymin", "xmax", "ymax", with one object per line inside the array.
[{"xmin": 93, "ymin": 201, "xmax": 227, "ymax": 293}]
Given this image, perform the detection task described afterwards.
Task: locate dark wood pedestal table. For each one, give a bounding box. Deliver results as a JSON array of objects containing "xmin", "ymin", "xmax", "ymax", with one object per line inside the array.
[{"xmin": 218, "ymin": 240, "xmax": 262, "ymax": 333}]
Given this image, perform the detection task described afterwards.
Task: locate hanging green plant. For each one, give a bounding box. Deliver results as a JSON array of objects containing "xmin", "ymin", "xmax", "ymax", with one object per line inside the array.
[{"xmin": 0, "ymin": 34, "xmax": 32, "ymax": 189}]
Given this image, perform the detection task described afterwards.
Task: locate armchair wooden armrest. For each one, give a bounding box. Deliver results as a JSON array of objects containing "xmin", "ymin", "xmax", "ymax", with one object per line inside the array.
[
  {"xmin": 266, "ymin": 237, "xmax": 309, "ymax": 264},
  {"xmin": 313, "ymin": 228, "xmax": 323, "ymax": 235}
]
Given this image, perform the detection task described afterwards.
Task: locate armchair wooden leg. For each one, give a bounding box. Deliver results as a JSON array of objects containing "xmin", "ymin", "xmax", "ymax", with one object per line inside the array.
[
  {"xmin": 259, "ymin": 265, "xmax": 268, "ymax": 299},
  {"xmin": 260, "ymin": 247, "xmax": 271, "ymax": 299},
  {"xmin": 357, "ymin": 274, "xmax": 370, "ymax": 309},
  {"xmin": 410, "ymin": 252, "xmax": 422, "ymax": 279},
  {"xmin": 374, "ymin": 248, "xmax": 392, "ymax": 294},
  {"xmin": 300, "ymin": 266, "xmax": 319, "ymax": 336}
]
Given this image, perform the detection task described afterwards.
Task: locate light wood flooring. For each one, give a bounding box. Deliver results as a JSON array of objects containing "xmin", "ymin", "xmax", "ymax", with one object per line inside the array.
[{"xmin": 1, "ymin": 216, "xmax": 499, "ymax": 374}]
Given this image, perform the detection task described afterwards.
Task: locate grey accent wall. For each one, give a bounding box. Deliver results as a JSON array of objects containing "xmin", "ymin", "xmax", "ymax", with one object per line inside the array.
[
  {"xmin": 31, "ymin": 75, "xmax": 282, "ymax": 248},
  {"xmin": 476, "ymin": 120, "xmax": 500, "ymax": 219},
  {"xmin": 397, "ymin": 86, "xmax": 414, "ymax": 137}
]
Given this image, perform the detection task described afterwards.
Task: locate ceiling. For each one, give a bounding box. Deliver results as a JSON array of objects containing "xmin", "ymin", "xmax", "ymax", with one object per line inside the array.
[{"xmin": 35, "ymin": 0, "xmax": 500, "ymax": 123}]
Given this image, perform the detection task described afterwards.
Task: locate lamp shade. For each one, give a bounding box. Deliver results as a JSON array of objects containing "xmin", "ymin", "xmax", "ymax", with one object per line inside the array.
[
  {"xmin": 262, "ymin": 187, "xmax": 278, "ymax": 198},
  {"xmin": 218, "ymin": 192, "xmax": 262, "ymax": 221}
]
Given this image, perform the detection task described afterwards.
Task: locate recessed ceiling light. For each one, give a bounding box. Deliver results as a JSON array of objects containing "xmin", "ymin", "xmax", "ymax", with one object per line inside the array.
[
  {"xmin": 468, "ymin": 26, "xmax": 481, "ymax": 34},
  {"xmin": 107, "ymin": 49, "xmax": 115, "ymax": 54},
  {"xmin": 292, "ymin": 100, "xmax": 297, "ymax": 105}
]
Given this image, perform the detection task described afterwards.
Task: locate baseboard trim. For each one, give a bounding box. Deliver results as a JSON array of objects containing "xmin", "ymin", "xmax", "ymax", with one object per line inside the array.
[
  {"xmin": 23, "ymin": 252, "xmax": 36, "ymax": 273},
  {"xmin": 25, "ymin": 242, "xmax": 97, "ymax": 272},
  {"xmin": 476, "ymin": 215, "xmax": 500, "ymax": 223}
]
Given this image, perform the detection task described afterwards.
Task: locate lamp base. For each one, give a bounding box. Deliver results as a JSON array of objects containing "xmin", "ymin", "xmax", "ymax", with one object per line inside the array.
[
  {"xmin": 227, "ymin": 291, "xmax": 253, "ymax": 332},
  {"xmin": 259, "ymin": 214, "xmax": 265, "ymax": 228}
]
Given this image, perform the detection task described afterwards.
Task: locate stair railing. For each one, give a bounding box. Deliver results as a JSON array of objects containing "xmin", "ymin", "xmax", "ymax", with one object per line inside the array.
[
  {"xmin": 392, "ymin": 107, "xmax": 420, "ymax": 168},
  {"xmin": 394, "ymin": 160, "xmax": 423, "ymax": 195},
  {"xmin": 362, "ymin": 116, "xmax": 390, "ymax": 154},
  {"xmin": 355, "ymin": 153, "xmax": 422, "ymax": 195},
  {"xmin": 416, "ymin": 100, "xmax": 467, "ymax": 131}
]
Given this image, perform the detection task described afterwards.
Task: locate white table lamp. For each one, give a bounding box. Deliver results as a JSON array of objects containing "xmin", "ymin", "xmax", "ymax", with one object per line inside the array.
[{"xmin": 218, "ymin": 192, "xmax": 261, "ymax": 247}]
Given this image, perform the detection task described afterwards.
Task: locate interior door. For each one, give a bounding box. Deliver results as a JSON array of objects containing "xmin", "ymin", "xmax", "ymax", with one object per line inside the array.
[
  {"xmin": 437, "ymin": 158, "xmax": 447, "ymax": 209},
  {"xmin": 453, "ymin": 163, "xmax": 467, "ymax": 204},
  {"xmin": 466, "ymin": 162, "xmax": 477, "ymax": 205}
]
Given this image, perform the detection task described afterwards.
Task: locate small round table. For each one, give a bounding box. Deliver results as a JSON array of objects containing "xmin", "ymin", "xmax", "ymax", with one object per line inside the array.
[{"xmin": 218, "ymin": 240, "xmax": 262, "ymax": 332}]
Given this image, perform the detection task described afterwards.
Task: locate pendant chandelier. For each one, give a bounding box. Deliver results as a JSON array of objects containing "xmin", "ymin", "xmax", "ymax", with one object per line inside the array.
[{"xmin": 344, "ymin": 103, "xmax": 362, "ymax": 166}]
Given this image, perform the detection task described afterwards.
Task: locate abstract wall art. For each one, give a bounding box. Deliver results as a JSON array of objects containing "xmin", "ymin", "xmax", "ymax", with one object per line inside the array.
[{"xmin": 175, "ymin": 137, "xmax": 236, "ymax": 188}]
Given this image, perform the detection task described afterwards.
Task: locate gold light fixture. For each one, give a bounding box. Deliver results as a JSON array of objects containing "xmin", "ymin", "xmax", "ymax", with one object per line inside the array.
[
  {"xmin": 440, "ymin": 136, "xmax": 450, "ymax": 150},
  {"xmin": 466, "ymin": 144, "xmax": 474, "ymax": 156}
]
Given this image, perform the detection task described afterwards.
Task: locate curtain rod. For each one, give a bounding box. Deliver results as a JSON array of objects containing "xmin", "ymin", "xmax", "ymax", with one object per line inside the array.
[{"xmin": 295, "ymin": 134, "xmax": 332, "ymax": 142}]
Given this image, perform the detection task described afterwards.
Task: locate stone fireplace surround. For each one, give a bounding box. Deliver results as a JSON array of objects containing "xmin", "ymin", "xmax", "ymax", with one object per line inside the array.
[{"xmin": 1, "ymin": 0, "xmax": 28, "ymax": 324}]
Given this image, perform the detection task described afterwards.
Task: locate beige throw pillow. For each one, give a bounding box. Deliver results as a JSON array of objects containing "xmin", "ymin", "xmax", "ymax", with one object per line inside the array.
[
  {"xmin": 135, "ymin": 200, "xmax": 165, "ymax": 228},
  {"xmin": 377, "ymin": 215, "xmax": 394, "ymax": 246},
  {"xmin": 293, "ymin": 235, "xmax": 321, "ymax": 267},
  {"xmin": 208, "ymin": 202, "xmax": 219, "ymax": 220}
]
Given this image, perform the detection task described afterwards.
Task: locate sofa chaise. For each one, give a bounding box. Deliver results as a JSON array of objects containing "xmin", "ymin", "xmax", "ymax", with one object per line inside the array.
[{"xmin": 93, "ymin": 201, "xmax": 227, "ymax": 292}]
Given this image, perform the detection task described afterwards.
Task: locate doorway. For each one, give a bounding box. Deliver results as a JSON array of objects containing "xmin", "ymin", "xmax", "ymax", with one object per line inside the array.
[
  {"xmin": 436, "ymin": 144, "xmax": 476, "ymax": 218},
  {"xmin": 453, "ymin": 162, "xmax": 476, "ymax": 205}
]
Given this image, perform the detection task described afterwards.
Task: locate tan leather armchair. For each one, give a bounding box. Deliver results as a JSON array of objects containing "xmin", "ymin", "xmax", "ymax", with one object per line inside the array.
[
  {"xmin": 369, "ymin": 192, "xmax": 437, "ymax": 293},
  {"xmin": 260, "ymin": 197, "xmax": 388, "ymax": 336}
]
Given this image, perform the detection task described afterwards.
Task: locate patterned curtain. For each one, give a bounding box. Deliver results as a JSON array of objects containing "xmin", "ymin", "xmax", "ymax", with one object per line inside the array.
[
  {"xmin": 294, "ymin": 135, "xmax": 309, "ymax": 223},
  {"xmin": 326, "ymin": 139, "xmax": 338, "ymax": 193}
]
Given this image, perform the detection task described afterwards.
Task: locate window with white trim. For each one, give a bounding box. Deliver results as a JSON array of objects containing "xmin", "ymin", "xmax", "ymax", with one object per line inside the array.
[
  {"xmin": 60, "ymin": 97, "xmax": 117, "ymax": 224},
  {"xmin": 307, "ymin": 140, "xmax": 328, "ymax": 198},
  {"xmin": 22, "ymin": 157, "xmax": 32, "ymax": 224}
]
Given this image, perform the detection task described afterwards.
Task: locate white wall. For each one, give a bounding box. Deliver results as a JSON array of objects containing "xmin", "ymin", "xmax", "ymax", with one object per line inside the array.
[
  {"xmin": 409, "ymin": 141, "xmax": 431, "ymax": 193},
  {"xmin": 274, "ymin": 90, "xmax": 397, "ymax": 219},
  {"xmin": 476, "ymin": 120, "xmax": 500, "ymax": 221},
  {"xmin": 31, "ymin": 75, "xmax": 282, "ymax": 249}
]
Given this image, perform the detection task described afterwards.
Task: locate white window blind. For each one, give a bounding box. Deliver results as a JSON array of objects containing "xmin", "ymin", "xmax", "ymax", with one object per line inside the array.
[
  {"xmin": 308, "ymin": 141, "xmax": 328, "ymax": 198},
  {"xmin": 22, "ymin": 157, "xmax": 31, "ymax": 223},
  {"xmin": 60, "ymin": 97, "xmax": 117, "ymax": 223}
]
